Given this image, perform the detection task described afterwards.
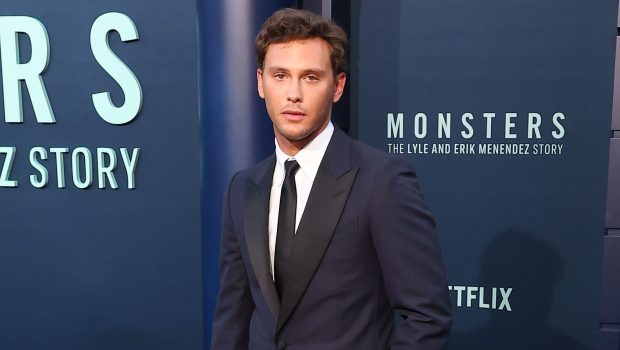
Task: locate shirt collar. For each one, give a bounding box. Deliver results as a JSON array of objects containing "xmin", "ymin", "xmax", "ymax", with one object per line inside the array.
[{"xmin": 274, "ymin": 121, "xmax": 334, "ymax": 182}]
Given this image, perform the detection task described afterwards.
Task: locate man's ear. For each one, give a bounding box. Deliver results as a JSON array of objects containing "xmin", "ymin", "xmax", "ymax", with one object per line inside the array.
[
  {"xmin": 332, "ymin": 72, "xmax": 346, "ymax": 103},
  {"xmin": 257, "ymin": 68, "xmax": 265, "ymax": 99}
]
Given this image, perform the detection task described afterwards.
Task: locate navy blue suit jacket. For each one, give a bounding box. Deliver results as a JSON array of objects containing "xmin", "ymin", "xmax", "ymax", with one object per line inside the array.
[{"xmin": 211, "ymin": 128, "xmax": 452, "ymax": 349}]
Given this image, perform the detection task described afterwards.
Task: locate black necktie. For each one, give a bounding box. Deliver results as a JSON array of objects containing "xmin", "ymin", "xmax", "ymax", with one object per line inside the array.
[{"xmin": 275, "ymin": 160, "xmax": 300, "ymax": 300}]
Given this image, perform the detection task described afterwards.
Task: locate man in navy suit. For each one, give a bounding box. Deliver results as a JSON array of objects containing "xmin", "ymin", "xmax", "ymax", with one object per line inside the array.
[{"xmin": 211, "ymin": 8, "xmax": 452, "ymax": 350}]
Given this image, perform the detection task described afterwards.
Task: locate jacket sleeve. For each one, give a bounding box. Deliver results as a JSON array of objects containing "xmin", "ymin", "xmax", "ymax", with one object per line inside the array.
[
  {"xmin": 369, "ymin": 158, "xmax": 453, "ymax": 350},
  {"xmin": 211, "ymin": 173, "xmax": 255, "ymax": 350}
]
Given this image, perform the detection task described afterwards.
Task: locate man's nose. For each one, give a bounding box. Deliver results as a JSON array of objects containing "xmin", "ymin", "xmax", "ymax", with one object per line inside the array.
[{"xmin": 286, "ymin": 81, "xmax": 302, "ymax": 103}]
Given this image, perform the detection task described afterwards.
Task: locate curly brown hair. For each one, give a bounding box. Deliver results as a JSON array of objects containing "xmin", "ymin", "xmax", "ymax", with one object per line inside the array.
[{"xmin": 255, "ymin": 8, "xmax": 348, "ymax": 77}]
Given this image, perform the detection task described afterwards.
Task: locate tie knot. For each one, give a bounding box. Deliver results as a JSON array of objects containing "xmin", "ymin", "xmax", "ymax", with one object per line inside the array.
[{"xmin": 284, "ymin": 160, "xmax": 300, "ymax": 179}]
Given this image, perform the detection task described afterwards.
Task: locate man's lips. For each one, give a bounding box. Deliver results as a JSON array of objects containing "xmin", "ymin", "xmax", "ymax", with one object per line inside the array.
[{"xmin": 282, "ymin": 110, "xmax": 306, "ymax": 121}]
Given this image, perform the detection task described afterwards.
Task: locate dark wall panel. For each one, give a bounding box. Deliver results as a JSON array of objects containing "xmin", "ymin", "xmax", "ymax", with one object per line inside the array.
[
  {"xmin": 599, "ymin": 326, "xmax": 620, "ymax": 350},
  {"xmin": 613, "ymin": 39, "xmax": 620, "ymax": 131},
  {"xmin": 608, "ymin": 139, "xmax": 620, "ymax": 229},
  {"xmin": 601, "ymin": 235, "xmax": 620, "ymax": 323}
]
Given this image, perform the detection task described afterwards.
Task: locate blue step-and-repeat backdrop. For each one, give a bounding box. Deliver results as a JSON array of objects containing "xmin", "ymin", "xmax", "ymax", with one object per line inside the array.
[
  {"xmin": 1, "ymin": 0, "xmax": 617, "ymax": 349},
  {"xmin": 0, "ymin": 1, "xmax": 202, "ymax": 349},
  {"xmin": 351, "ymin": 1, "xmax": 616, "ymax": 349}
]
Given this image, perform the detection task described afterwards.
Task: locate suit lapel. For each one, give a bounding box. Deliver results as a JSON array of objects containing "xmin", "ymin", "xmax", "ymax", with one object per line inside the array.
[
  {"xmin": 276, "ymin": 128, "xmax": 358, "ymax": 333},
  {"xmin": 244, "ymin": 156, "xmax": 280, "ymax": 320}
]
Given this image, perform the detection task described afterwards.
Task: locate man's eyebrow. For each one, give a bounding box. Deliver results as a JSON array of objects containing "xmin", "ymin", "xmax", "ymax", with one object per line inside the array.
[
  {"xmin": 301, "ymin": 68, "xmax": 327, "ymax": 76},
  {"xmin": 265, "ymin": 66, "xmax": 327, "ymax": 75},
  {"xmin": 265, "ymin": 66, "xmax": 289, "ymax": 73}
]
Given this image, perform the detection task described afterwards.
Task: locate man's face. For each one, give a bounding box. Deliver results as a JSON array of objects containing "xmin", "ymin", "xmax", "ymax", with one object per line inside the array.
[{"xmin": 257, "ymin": 38, "xmax": 346, "ymax": 155}]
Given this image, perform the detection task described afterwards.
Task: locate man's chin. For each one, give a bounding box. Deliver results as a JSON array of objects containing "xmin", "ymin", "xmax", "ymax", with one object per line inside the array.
[{"xmin": 276, "ymin": 127, "xmax": 313, "ymax": 143}]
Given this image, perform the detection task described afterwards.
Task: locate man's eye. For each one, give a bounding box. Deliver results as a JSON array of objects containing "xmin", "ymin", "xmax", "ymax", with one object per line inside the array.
[
  {"xmin": 305, "ymin": 75, "xmax": 319, "ymax": 82},
  {"xmin": 274, "ymin": 73, "xmax": 286, "ymax": 80}
]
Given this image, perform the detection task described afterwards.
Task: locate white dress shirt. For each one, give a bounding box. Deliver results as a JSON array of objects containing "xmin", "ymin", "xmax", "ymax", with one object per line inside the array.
[{"xmin": 268, "ymin": 122, "xmax": 334, "ymax": 278}]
